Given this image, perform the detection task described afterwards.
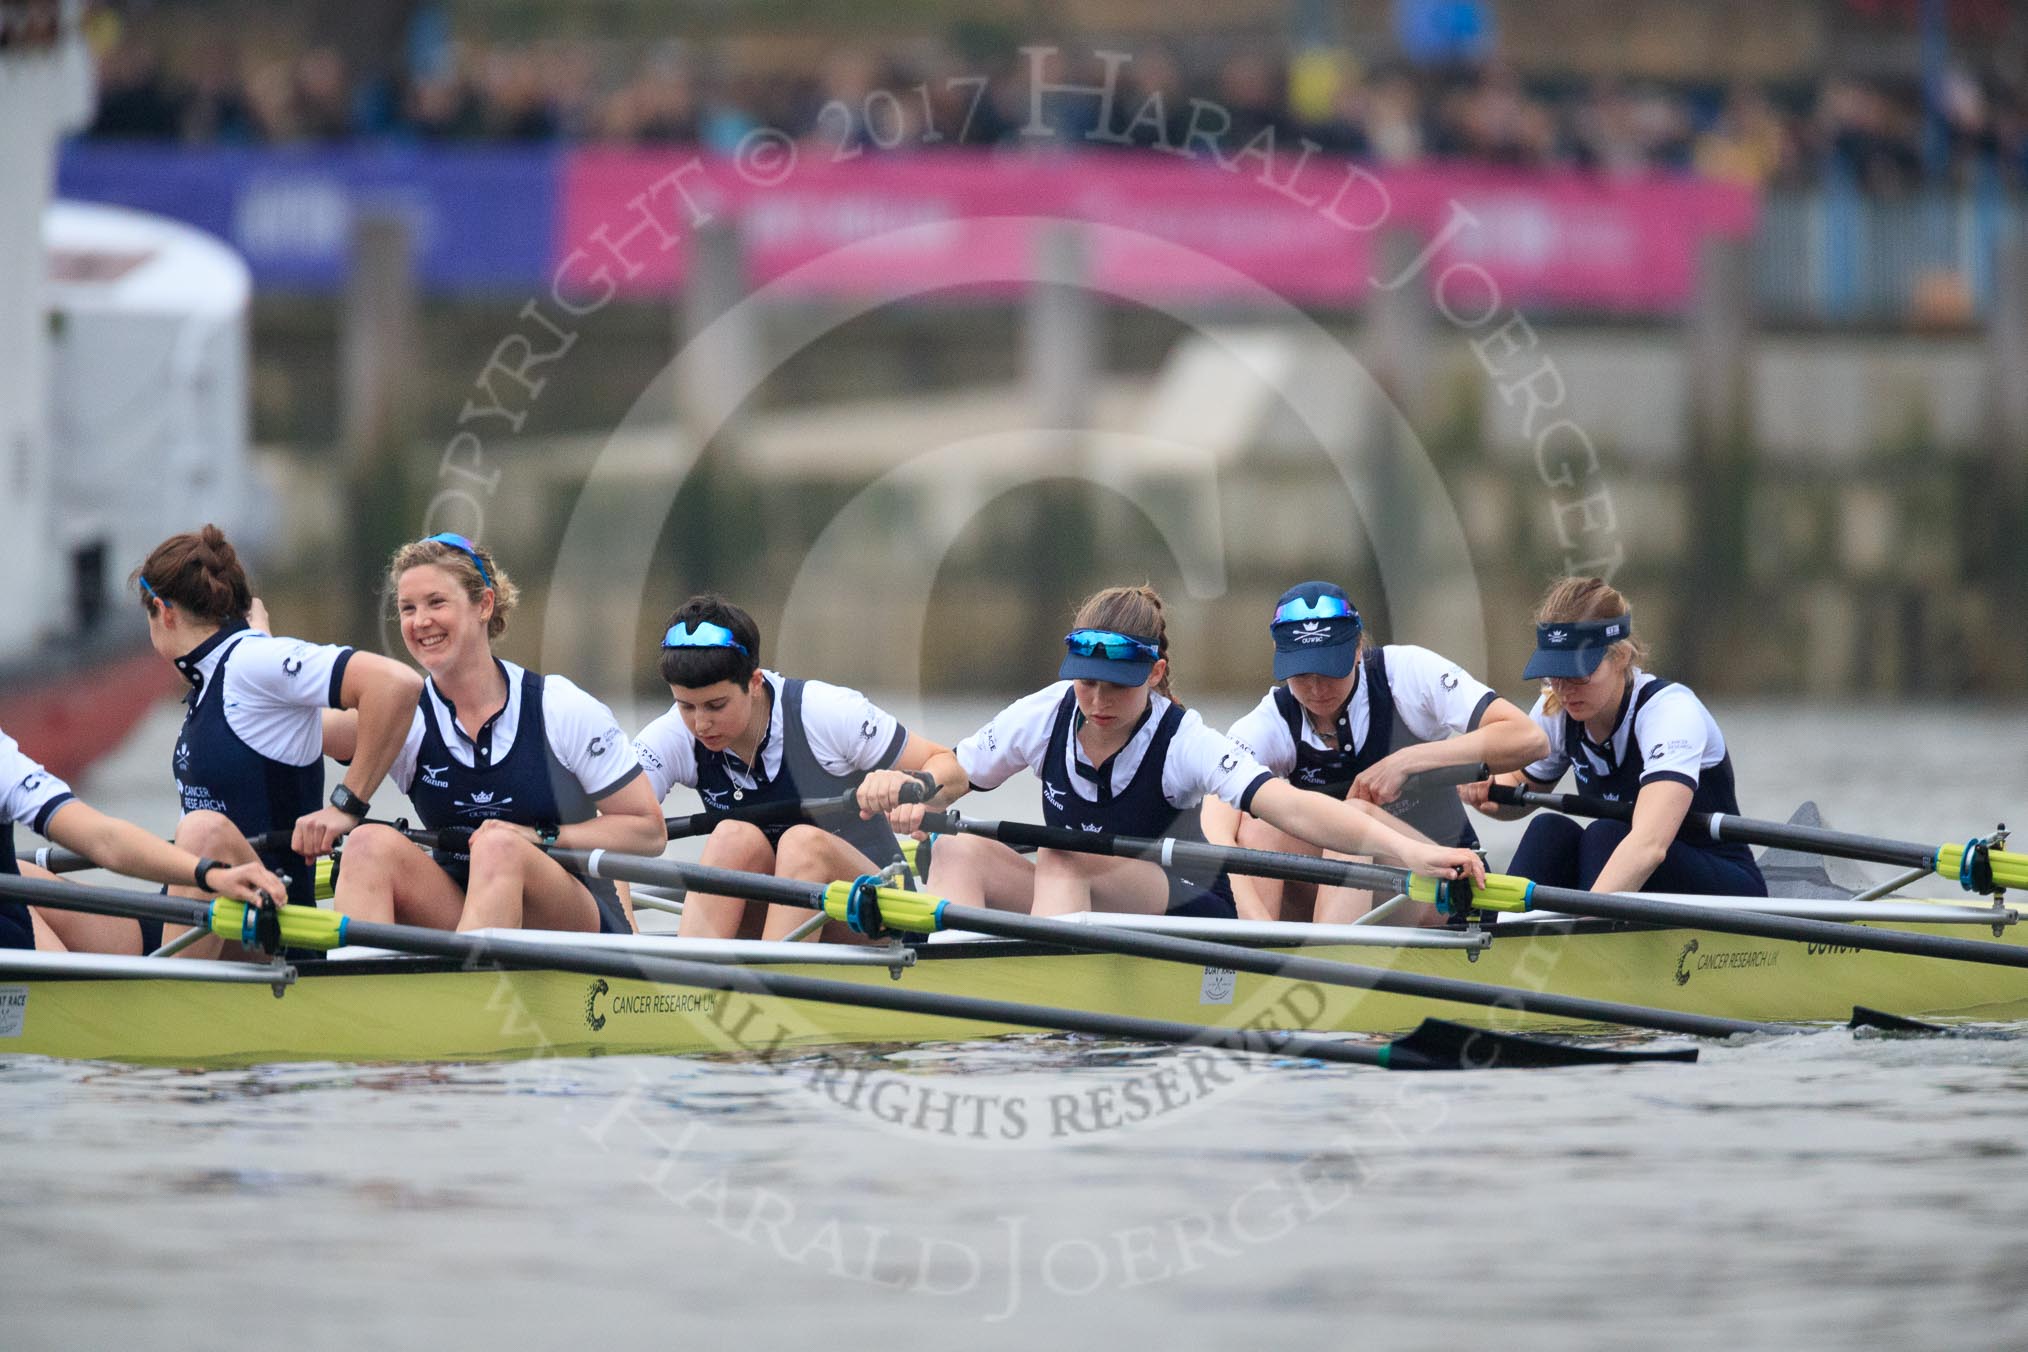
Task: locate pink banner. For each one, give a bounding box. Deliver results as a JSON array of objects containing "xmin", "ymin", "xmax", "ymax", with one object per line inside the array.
[{"xmin": 559, "ymin": 150, "xmax": 1757, "ymax": 313}]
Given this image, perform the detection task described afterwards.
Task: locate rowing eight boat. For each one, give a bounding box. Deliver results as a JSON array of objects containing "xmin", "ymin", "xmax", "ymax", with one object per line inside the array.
[{"xmin": 2, "ymin": 894, "xmax": 2021, "ymax": 1067}]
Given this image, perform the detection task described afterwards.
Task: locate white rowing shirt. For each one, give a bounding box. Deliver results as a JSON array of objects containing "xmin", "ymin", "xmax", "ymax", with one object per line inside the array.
[
  {"xmin": 0, "ymin": 727, "xmax": 76, "ymax": 835},
  {"xmin": 956, "ymin": 682, "xmax": 1272, "ymax": 811},
  {"xmin": 1225, "ymin": 643, "xmax": 1497, "ymax": 776},
  {"xmin": 1521, "ymin": 667, "xmax": 1727, "ymax": 792},
  {"xmin": 388, "ymin": 659, "xmax": 639, "ymax": 798},
  {"xmin": 630, "ymin": 672, "xmax": 904, "ymax": 801},
  {"xmin": 177, "ymin": 628, "xmax": 353, "ymax": 768}
]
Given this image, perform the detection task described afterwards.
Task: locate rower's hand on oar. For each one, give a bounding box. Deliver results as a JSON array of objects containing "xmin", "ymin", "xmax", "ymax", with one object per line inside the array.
[
  {"xmin": 210, "ymin": 860, "xmax": 289, "ymax": 906},
  {"xmin": 1404, "ymin": 843, "xmax": 1486, "ymax": 889},
  {"xmin": 853, "ymin": 769, "xmax": 920, "ymax": 820},
  {"xmin": 1457, "ymin": 777, "xmax": 1495, "ymax": 812},
  {"xmin": 293, "ymin": 805, "xmax": 365, "ymax": 859},
  {"xmin": 1350, "ymin": 756, "xmax": 1412, "ymax": 807}
]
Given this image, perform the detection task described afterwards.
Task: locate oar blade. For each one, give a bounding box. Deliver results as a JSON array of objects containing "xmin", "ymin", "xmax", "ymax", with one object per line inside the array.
[
  {"xmin": 1382, "ymin": 1019, "xmax": 1699, "ymax": 1071},
  {"xmin": 1849, "ymin": 1005, "xmax": 1952, "ymax": 1035}
]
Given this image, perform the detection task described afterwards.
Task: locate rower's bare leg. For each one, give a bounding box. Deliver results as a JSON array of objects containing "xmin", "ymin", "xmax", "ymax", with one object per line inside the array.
[
  {"xmin": 1032, "ymin": 849, "xmax": 1172, "ymax": 917},
  {"xmin": 768, "ymin": 825, "xmax": 882, "ymax": 944},
  {"xmin": 1233, "ymin": 813, "xmax": 1312, "ymax": 922},
  {"xmin": 1235, "ymin": 813, "xmax": 1380, "ymax": 922},
  {"xmin": 681, "ymin": 821, "xmax": 775, "ymax": 939},
  {"xmin": 331, "ymin": 825, "xmax": 466, "ymax": 930},
  {"xmin": 923, "ymin": 833, "xmax": 1035, "ymax": 912},
  {"xmin": 22, "ymin": 861, "xmax": 144, "ymax": 954},
  {"xmin": 460, "ymin": 827, "xmax": 601, "ymax": 932},
  {"xmin": 28, "ymin": 906, "xmax": 67, "ymax": 952},
  {"xmin": 162, "ymin": 809, "xmax": 264, "ymax": 959}
]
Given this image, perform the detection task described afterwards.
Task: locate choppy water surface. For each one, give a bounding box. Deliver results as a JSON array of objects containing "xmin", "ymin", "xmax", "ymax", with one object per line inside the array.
[{"xmin": 4, "ymin": 700, "xmax": 2026, "ymax": 1349}]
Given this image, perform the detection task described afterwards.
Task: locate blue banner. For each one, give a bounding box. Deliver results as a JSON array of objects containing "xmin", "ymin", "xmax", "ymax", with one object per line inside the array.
[{"xmin": 57, "ymin": 144, "xmax": 559, "ymax": 294}]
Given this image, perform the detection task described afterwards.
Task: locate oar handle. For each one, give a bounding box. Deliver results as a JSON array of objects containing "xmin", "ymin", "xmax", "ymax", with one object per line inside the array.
[
  {"xmin": 662, "ymin": 791, "xmax": 864, "ymax": 841},
  {"xmin": 35, "ymin": 828, "xmax": 300, "ymax": 876}
]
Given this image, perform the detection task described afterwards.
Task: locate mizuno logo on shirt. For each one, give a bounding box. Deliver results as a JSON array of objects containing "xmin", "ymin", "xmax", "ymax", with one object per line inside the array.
[
  {"xmin": 1041, "ymin": 783, "xmax": 1067, "ymax": 811},
  {"xmin": 701, "ymin": 788, "xmax": 732, "ymax": 810},
  {"xmin": 421, "ymin": 764, "xmax": 451, "ymax": 788}
]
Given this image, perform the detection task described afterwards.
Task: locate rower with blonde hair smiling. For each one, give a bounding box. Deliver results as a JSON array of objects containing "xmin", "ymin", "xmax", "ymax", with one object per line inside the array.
[{"xmin": 328, "ymin": 534, "xmax": 667, "ymax": 933}]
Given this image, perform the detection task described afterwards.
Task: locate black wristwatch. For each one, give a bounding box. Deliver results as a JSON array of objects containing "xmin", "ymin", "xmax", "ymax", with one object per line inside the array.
[
  {"xmin": 193, "ymin": 856, "xmax": 221, "ymax": 891},
  {"xmin": 537, "ymin": 823, "xmax": 561, "ymax": 847},
  {"xmin": 330, "ymin": 784, "xmax": 371, "ymax": 819}
]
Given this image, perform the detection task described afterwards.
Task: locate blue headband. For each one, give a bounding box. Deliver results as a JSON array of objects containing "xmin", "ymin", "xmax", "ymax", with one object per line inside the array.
[
  {"xmin": 424, "ymin": 533, "xmax": 491, "ymax": 588},
  {"xmin": 662, "ymin": 620, "xmax": 749, "ymax": 654}
]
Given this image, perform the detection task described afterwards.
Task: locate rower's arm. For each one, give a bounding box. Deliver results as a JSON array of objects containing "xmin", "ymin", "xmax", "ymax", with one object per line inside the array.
[
  {"xmin": 1200, "ymin": 797, "xmax": 1273, "ymax": 922},
  {"xmin": 569, "ymin": 773, "xmax": 671, "ymax": 857},
  {"xmin": 1352, "ymin": 698, "xmax": 1549, "ymax": 805},
  {"xmin": 891, "ymin": 735, "xmax": 969, "ymax": 810},
  {"xmin": 1249, "ymin": 779, "xmax": 1485, "ymax": 885},
  {"xmin": 333, "ymin": 652, "xmax": 424, "ymax": 803},
  {"xmin": 39, "ymin": 800, "xmax": 287, "ymax": 903},
  {"xmin": 1587, "ymin": 778, "xmax": 1693, "ymax": 894}
]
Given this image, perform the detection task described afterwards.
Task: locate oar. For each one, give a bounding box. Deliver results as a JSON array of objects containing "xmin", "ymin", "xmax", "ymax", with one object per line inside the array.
[
  {"xmin": 34, "ymin": 828, "xmax": 297, "ymax": 876},
  {"xmin": 0, "ymin": 872, "xmax": 1690, "ymax": 1072},
  {"xmin": 488, "ymin": 844, "xmax": 1719, "ymax": 1046},
  {"xmin": 923, "ymin": 812, "xmax": 2028, "ymax": 974},
  {"xmin": 1487, "ymin": 784, "xmax": 2024, "ymax": 895},
  {"xmin": 662, "ymin": 791, "xmax": 867, "ymax": 841}
]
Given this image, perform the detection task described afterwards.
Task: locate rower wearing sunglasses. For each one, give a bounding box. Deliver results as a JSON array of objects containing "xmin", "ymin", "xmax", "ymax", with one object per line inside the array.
[
  {"xmin": 1468, "ymin": 576, "xmax": 1767, "ymax": 898},
  {"xmin": 1203, "ymin": 581, "xmax": 1549, "ymax": 923},
  {"xmin": 920, "ymin": 585, "xmax": 1486, "ymax": 920},
  {"xmin": 133, "ymin": 525, "xmax": 423, "ymax": 955},
  {"xmin": 326, "ymin": 535, "xmax": 666, "ymax": 933},
  {"xmin": 630, "ymin": 595, "xmax": 966, "ymax": 940}
]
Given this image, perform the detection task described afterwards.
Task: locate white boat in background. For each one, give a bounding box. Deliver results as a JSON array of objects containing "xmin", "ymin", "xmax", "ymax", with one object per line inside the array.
[{"xmin": 0, "ymin": 2, "xmax": 262, "ymax": 778}]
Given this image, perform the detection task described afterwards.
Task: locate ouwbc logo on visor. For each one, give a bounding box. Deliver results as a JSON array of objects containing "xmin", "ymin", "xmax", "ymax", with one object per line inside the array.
[{"xmin": 1523, "ymin": 613, "xmax": 1631, "ymax": 681}]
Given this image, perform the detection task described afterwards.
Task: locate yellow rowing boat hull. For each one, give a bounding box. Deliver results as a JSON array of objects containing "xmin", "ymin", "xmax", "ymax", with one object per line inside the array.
[{"xmin": 5, "ymin": 914, "xmax": 2027, "ymax": 1067}]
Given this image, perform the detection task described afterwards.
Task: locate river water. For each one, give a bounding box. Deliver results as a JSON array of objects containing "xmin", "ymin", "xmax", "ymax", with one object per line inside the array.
[{"xmin": 4, "ymin": 697, "xmax": 2027, "ymax": 1349}]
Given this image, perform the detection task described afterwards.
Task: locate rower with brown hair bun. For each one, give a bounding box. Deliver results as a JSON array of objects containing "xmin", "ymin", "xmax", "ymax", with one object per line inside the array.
[
  {"xmin": 328, "ymin": 534, "xmax": 666, "ymax": 933},
  {"xmin": 1469, "ymin": 576, "xmax": 1768, "ymax": 897},
  {"xmin": 914, "ymin": 584, "xmax": 1486, "ymax": 919},
  {"xmin": 135, "ymin": 524, "xmax": 423, "ymax": 954}
]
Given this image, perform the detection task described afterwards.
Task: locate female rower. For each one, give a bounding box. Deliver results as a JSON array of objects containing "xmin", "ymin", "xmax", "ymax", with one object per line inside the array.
[
  {"xmin": 630, "ymin": 595, "xmax": 967, "ymax": 940},
  {"xmin": 917, "ymin": 585, "xmax": 1485, "ymax": 919},
  {"xmin": 328, "ymin": 535, "xmax": 666, "ymax": 932},
  {"xmin": 1204, "ymin": 581, "xmax": 1549, "ymax": 922},
  {"xmin": 1468, "ymin": 576, "xmax": 1767, "ymax": 897},
  {"xmin": 135, "ymin": 525, "xmax": 423, "ymax": 953},
  {"xmin": 0, "ymin": 724, "xmax": 286, "ymax": 952}
]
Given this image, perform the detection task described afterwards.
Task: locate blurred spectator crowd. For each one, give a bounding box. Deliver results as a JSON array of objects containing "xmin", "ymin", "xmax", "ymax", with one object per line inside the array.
[{"xmin": 83, "ymin": 29, "xmax": 2028, "ymax": 195}]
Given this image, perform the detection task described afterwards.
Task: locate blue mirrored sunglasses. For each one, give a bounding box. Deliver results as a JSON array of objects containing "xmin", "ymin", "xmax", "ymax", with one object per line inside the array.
[
  {"xmin": 423, "ymin": 532, "xmax": 492, "ymax": 588},
  {"xmin": 662, "ymin": 621, "xmax": 749, "ymax": 654},
  {"xmin": 1064, "ymin": 628, "xmax": 1160, "ymax": 662},
  {"xmin": 1272, "ymin": 594, "xmax": 1357, "ymax": 626}
]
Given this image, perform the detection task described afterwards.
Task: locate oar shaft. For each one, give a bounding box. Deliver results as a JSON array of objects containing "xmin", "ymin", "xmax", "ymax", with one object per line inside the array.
[
  {"xmin": 549, "ymin": 847, "xmax": 833, "ymax": 910},
  {"xmin": 935, "ymin": 902, "xmax": 1768, "ymax": 1038},
  {"xmin": 924, "ymin": 813, "xmax": 1413, "ymax": 895},
  {"xmin": 1491, "ymin": 786, "xmax": 1939, "ymax": 873},
  {"xmin": 35, "ymin": 828, "xmax": 297, "ymax": 877},
  {"xmin": 662, "ymin": 792, "xmax": 863, "ymax": 841},
  {"xmin": 1523, "ymin": 883, "xmax": 2028, "ymax": 970},
  {"xmin": 326, "ymin": 916, "xmax": 1395, "ymax": 1066}
]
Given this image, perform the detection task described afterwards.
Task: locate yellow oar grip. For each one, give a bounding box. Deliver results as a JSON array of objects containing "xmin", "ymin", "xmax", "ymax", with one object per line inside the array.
[
  {"xmin": 207, "ymin": 900, "xmax": 350, "ymax": 951},
  {"xmin": 314, "ymin": 855, "xmax": 338, "ymax": 901},
  {"xmin": 1408, "ymin": 872, "xmax": 1535, "ymax": 913},
  {"xmin": 1934, "ymin": 843, "xmax": 2028, "ymax": 893},
  {"xmin": 821, "ymin": 880, "xmax": 946, "ymax": 936}
]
